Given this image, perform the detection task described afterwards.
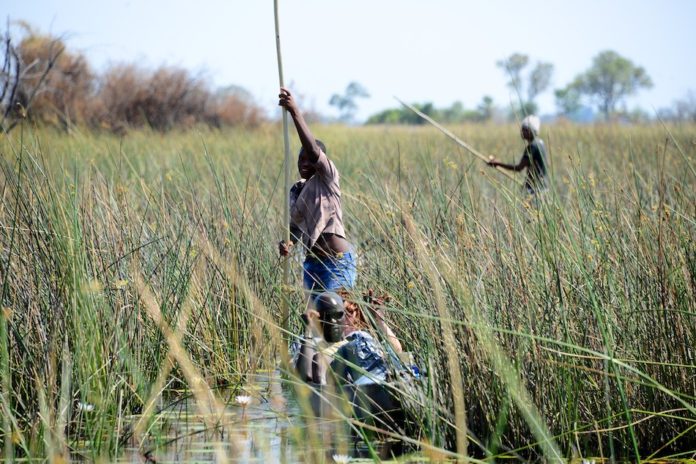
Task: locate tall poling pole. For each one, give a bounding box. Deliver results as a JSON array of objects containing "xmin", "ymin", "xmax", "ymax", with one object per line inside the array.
[{"xmin": 274, "ymin": 0, "xmax": 291, "ymax": 332}]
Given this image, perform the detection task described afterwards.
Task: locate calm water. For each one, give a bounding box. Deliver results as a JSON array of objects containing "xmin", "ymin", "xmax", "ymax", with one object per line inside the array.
[{"xmin": 113, "ymin": 371, "xmax": 419, "ymax": 463}]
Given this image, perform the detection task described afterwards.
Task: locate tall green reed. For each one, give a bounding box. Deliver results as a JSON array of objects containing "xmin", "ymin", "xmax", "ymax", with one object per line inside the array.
[{"xmin": 0, "ymin": 122, "xmax": 694, "ymax": 461}]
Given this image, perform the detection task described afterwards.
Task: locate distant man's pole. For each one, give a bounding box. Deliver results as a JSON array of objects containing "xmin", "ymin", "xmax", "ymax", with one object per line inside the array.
[
  {"xmin": 395, "ymin": 97, "xmax": 522, "ymax": 185},
  {"xmin": 274, "ymin": 0, "xmax": 291, "ymax": 331}
]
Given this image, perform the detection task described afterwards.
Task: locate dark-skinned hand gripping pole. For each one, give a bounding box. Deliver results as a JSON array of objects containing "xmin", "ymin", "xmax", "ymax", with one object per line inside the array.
[
  {"xmin": 395, "ymin": 97, "xmax": 522, "ymax": 185},
  {"xmin": 275, "ymin": 0, "xmax": 291, "ymax": 332}
]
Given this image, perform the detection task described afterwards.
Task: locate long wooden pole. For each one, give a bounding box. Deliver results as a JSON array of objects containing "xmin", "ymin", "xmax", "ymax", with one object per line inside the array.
[
  {"xmin": 274, "ymin": 0, "xmax": 291, "ymax": 331},
  {"xmin": 395, "ymin": 97, "xmax": 523, "ymax": 185}
]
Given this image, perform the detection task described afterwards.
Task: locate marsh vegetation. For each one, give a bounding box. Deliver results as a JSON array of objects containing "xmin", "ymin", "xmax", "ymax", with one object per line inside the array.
[{"xmin": 1, "ymin": 122, "xmax": 694, "ymax": 462}]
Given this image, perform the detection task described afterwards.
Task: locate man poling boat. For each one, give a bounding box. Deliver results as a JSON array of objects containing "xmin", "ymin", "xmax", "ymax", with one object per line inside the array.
[
  {"xmin": 273, "ymin": 1, "xmax": 420, "ymax": 440},
  {"xmin": 277, "ymin": 88, "xmax": 357, "ymax": 297},
  {"xmin": 487, "ymin": 115, "xmax": 549, "ymax": 196}
]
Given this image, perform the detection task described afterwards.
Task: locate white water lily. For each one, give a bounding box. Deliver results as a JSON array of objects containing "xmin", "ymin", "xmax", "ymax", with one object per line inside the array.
[
  {"xmin": 332, "ymin": 455, "xmax": 351, "ymax": 464},
  {"xmin": 235, "ymin": 395, "xmax": 252, "ymax": 406},
  {"xmin": 77, "ymin": 402, "xmax": 95, "ymax": 412}
]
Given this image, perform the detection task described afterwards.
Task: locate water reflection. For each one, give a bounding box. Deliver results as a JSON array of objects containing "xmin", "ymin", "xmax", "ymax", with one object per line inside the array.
[{"xmin": 114, "ymin": 371, "xmax": 418, "ymax": 463}]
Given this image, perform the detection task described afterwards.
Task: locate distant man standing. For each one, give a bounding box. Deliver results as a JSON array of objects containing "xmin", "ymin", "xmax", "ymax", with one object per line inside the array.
[{"xmin": 487, "ymin": 115, "xmax": 549, "ymax": 195}]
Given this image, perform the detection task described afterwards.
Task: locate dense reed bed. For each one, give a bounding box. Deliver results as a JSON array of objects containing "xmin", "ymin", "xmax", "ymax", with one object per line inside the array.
[{"xmin": 0, "ymin": 121, "xmax": 694, "ymax": 462}]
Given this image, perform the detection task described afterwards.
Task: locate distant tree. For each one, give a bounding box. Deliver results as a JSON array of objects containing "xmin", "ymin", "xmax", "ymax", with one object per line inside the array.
[
  {"xmin": 497, "ymin": 53, "xmax": 554, "ymax": 116},
  {"xmin": 4, "ymin": 20, "xmax": 268, "ymax": 133},
  {"xmin": 439, "ymin": 101, "xmax": 459, "ymax": 122},
  {"xmin": 366, "ymin": 100, "xmax": 499, "ymax": 125},
  {"xmin": 329, "ymin": 81, "xmax": 369, "ymax": 122},
  {"xmin": 365, "ymin": 108, "xmax": 403, "ymax": 124},
  {"xmin": 440, "ymin": 101, "xmax": 485, "ymax": 123},
  {"xmin": 672, "ymin": 91, "xmax": 696, "ymax": 122},
  {"xmin": 554, "ymin": 82, "xmax": 583, "ymax": 117},
  {"xmin": 93, "ymin": 64, "xmax": 212, "ymax": 131},
  {"xmin": 528, "ymin": 62, "xmax": 554, "ymax": 108},
  {"xmin": 497, "ymin": 53, "xmax": 528, "ymax": 95},
  {"xmin": 621, "ymin": 106, "xmax": 651, "ymax": 124},
  {"xmin": 209, "ymin": 85, "xmax": 264, "ymax": 127},
  {"xmin": 0, "ymin": 21, "xmax": 67, "ymax": 132},
  {"xmin": 565, "ymin": 50, "xmax": 653, "ymax": 120},
  {"xmin": 476, "ymin": 95, "xmax": 495, "ymax": 122},
  {"xmin": 405, "ymin": 102, "xmax": 433, "ymax": 124},
  {"xmin": 17, "ymin": 28, "xmax": 94, "ymax": 130},
  {"xmin": 366, "ymin": 102, "xmax": 434, "ymax": 125},
  {"xmin": 657, "ymin": 92, "xmax": 696, "ymax": 123}
]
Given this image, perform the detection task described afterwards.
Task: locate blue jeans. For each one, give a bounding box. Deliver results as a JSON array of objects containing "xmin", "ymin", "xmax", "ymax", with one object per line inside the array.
[{"xmin": 303, "ymin": 250, "xmax": 357, "ymax": 294}]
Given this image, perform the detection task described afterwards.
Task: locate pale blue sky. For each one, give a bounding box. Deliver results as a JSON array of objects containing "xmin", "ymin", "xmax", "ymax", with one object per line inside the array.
[{"xmin": 6, "ymin": 0, "xmax": 696, "ymax": 121}]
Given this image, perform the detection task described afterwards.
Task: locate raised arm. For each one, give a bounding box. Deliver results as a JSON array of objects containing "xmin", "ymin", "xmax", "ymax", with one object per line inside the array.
[
  {"xmin": 278, "ymin": 87, "xmax": 322, "ymax": 163},
  {"xmin": 374, "ymin": 312, "xmax": 402, "ymax": 353},
  {"xmin": 364, "ymin": 291, "xmax": 403, "ymax": 354}
]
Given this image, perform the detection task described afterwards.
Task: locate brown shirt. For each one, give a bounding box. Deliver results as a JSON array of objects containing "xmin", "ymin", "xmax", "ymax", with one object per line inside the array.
[{"xmin": 290, "ymin": 150, "xmax": 346, "ymax": 250}]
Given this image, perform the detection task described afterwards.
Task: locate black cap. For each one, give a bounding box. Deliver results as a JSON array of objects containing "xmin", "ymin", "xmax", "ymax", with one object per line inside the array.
[{"xmin": 314, "ymin": 292, "xmax": 344, "ymax": 315}]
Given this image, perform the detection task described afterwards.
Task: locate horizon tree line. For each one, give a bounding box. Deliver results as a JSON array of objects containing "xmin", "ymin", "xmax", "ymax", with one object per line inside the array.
[{"xmin": 2, "ymin": 21, "xmax": 694, "ymax": 134}]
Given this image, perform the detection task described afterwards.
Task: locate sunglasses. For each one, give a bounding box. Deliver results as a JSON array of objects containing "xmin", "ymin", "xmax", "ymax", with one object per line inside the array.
[{"xmin": 320, "ymin": 309, "xmax": 345, "ymax": 321}]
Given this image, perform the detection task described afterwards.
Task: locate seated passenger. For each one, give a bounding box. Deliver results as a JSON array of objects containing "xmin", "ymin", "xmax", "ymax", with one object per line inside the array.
[{"xmin": 295, "ymin": 291, "xmax": 402, "ymax": 386}]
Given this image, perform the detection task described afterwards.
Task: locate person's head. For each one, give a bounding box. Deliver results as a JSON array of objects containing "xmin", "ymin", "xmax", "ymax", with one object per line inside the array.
[
  {"xmin": 313, "ymin": 291, "xmax": 345, "ymax": 343},
  {"xmin": 297, "ymin": 139, "xmax": 327, "ymax": 179},
  {"xmin": 520, "ymin": 115, "xmax": 540, "ymax": 142}
]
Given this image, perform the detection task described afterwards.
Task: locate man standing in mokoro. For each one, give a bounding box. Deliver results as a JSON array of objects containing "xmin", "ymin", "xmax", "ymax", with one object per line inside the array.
[
  {"xmin": 487, "ymin": 115, "xmax": 549, "ymax": 196},
  {"xmin": 277, "ymin": 87, "xmax": 357, "ymax": 295}
]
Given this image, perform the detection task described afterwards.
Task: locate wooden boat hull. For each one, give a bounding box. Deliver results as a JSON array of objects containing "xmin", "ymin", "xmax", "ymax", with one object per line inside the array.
[{"xmin": 306, "ymin": 381, "xmax": 405, "ymax": 434}]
